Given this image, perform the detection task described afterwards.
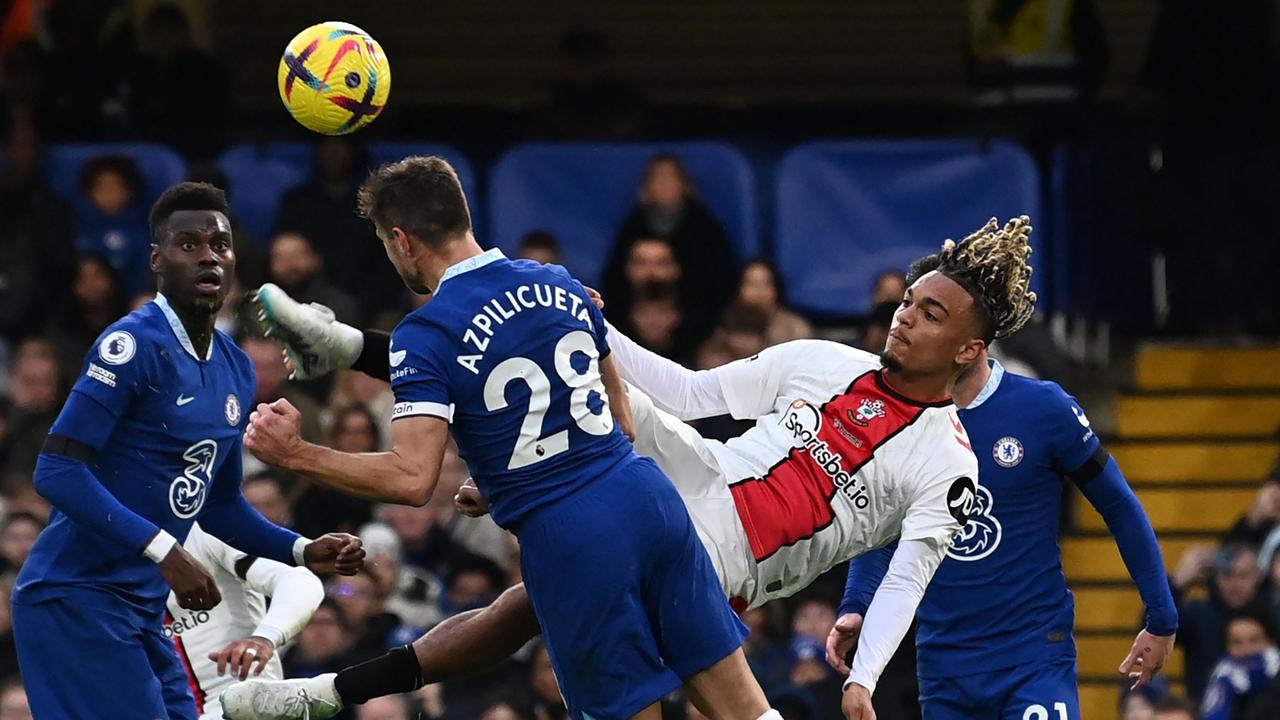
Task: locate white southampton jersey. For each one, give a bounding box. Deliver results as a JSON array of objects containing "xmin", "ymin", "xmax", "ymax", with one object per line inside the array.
[
  {"xmin": 697, "ymin": 341, "xmax": 978, "ymax": 608},
  {"xmin": 164, "ymin": 525, "xmax": 320, "ymax": 720}
]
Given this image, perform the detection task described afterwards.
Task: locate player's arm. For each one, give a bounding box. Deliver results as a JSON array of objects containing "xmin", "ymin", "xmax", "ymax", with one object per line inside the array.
[
  {"xmin": 37, "ymin": 338, "xmax": 222, "ymax": 609},
  {"xmin": 204, "ymin": 532, "xmax": 325, "ymax": 681},
  {"xmin": 199, "ymin": 440, "xmax": 307, "ymax": 566},
  {"xmin": 1050, "ymin": 390, "xmax": 1178, "ymax": 688},
  {"xmin": 250, "ymin": 401, "xmax": 451, "ymax": 508},
  {"xmin": 827, "ymin": 542, "xmax": 895, "ymax": 672}
]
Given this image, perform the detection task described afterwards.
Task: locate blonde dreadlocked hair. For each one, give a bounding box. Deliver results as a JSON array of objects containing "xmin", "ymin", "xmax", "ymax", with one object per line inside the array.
[{"xmin": 906, "ymin": 215, "xmax": 1037, "ymax": 342}]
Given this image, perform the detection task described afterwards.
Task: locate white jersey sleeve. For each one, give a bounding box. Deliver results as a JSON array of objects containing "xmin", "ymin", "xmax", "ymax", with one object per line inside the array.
[
  {"xmin": 715, "ymin": 339, "xmax": 879, "ymax": 419},
  {"xmin": 846, "ymin": 539, "xmax": 944, "ymax": 694},
  {"xmin": 242, "ymin": 558, "xmax": 324, "ymax": 647}
]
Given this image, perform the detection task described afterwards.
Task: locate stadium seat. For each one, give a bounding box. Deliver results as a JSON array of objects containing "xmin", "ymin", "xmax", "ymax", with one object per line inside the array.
[
  {"xmin": 1115, "ymin": 395, "xmax": 1280, "ymax": 438},
  {"xmin": 1076, "ymin": 635, "xmax": 1184, "ymax": 679},
  {"xmin": 218, "ymin": 143, "xmax": 312, "ymax": 246},
  {"xmin": 1074, "ymin": 488, "xmax": 1256, "ymax": 533},
  {"xmin": 1061, "ymin": 536, "xmax": 1198, "ymax": 583},
  {"xmin": 1134, "ymin": 347, "xmax": 1280, "ymax": 391},
  {"xmin": 488, "ymin": 142, "xmax": 759, "ymax": 287},
  {"xmin": 43, "ymin": 142, "xmax": 188, "ymax": 212},
  {"xmin": 774, "ymin": 140, "xmax": 1043, "ymax": 317},
  {"xmin": 219, "ymin": 141, "xmax": 475, "ymax": 248},
  {"xmin": 1111, "ymin": 440, "xmax": 1280, "ymax": 484},
  {"xmin": 1073, "ymin": 587, "xmax": 1145, "ymax": 632}
]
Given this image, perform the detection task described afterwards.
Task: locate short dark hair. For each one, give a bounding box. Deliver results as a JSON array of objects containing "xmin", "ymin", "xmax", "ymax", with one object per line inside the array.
[
  {"xmin": 739, "ymin": 258, "xmax": 789, "ymax": 307},
  {"xmin": 357, "ymin": 156, "xmax": 472, "ymax": 246},
  {"xmin": 148, "ymin": 181, "xmax": 230, "ymax": 244},
  {"xmin": 1226, "ymin": 607, "xmax": 1278, "ymax": 642},
  {"xmin": 79, "ymin": 155, "xmax": 143, "ymax": 195},
  {"xmin": 518, "ymin": 230, "xmax": 560, "ymax": 253}
]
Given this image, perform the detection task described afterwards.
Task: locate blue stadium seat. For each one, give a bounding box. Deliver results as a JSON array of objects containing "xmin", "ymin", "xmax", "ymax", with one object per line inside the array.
[
  {"xmin": 775, "ymin": 140, "xmax": 1044, "ymax": 317},
  {"xmin": 43, "ymin": 143, "xmax": 187, "ymax": 213},
  {"xmin": 219, "ymin": 141, "xmax": 477, "ymax": 248},
  {"xmin": 217, "ymin": 143, "xmax": 312, "ymax": 247},
  {"xmin": 488, "ymin": 142, "xmax": 759, "ymax": 287}
]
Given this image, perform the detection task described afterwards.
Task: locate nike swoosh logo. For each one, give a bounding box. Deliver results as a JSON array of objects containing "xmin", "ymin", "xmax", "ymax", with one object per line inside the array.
[
  {"xmin": 176, "ymin": 395, "xmax": 195, "ymax": 406},
  {"xmin": 389, "ymin": 349, "xmax": 407, "ymax": 367}
]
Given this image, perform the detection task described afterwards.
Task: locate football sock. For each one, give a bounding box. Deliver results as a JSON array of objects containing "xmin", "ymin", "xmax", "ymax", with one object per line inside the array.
[{"xmin": 333, "ymin": 644, "xmax": 423, "ymax": 705}]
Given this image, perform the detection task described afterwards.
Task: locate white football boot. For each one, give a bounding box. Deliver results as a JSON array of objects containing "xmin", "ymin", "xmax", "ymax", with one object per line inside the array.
[
  {"xmin": 220, "ymin": 673, "xmax": 343, "ymax": 720},
  {"xmin": 253, "ymin": 283, "xmax": 364, "ymax": 380}
]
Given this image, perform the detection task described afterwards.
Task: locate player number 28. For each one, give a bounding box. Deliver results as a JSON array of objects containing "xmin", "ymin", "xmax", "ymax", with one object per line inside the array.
[{"xmin": 483, "ymin": 330, "xmax": 614, "ymax": 470}]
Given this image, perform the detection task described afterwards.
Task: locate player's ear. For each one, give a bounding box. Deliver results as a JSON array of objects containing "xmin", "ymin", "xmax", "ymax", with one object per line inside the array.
[
  {"xmin": 389, "ymin": 227, "xmax": 414, "ymax": 257},
  {"xmin": 954, "ymin": 338, "xmax": 984, "ymax": 367},
  {"xmin": 149, "ymin": 241, "xmax": 162, "ymax": 273}
]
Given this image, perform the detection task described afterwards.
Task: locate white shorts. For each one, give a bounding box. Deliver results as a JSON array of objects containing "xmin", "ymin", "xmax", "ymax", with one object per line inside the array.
[{"xmin": 627, "ymin": 384, "xmax": 758, "ymax": 607}]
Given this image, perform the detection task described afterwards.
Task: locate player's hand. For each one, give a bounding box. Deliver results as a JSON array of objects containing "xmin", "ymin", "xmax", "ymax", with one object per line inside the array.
[
  {"xmin": 842, "ymin": 682, "xmax": 876, "ymax": 720},
  {"xmin": 160, "ymin": 544, "xmax": 222, "ymax": 611},
  {"xmin": 210, "ymin": 635, "xmax": 274, "ymax": 681},
  {"xmin": 826, "ymin": 612, "xmax": 864, "ymax": 674},
  {"xmin": 304, "ymin": 532, "xmax": 365, "ymax": 575},
  {"xmin": 455, "ymin": 478, "xmax": 490, "ymax": 518},
  {"xmin": 584, "ymin": 286, "xmax": 604, "ymax": 310},
  {"xmin": 245, "ymin": 399, "xmax": 305, "ymax": 468},
  {"xmin": 1119, "ymin": 629, "xmax": 1176, "ymax": 690}
]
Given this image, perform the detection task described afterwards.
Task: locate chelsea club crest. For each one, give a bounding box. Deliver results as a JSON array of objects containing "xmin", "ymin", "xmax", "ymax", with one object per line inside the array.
[
  {"xmin": 225, "ymin": 395, "xmax": 241, "ymax": 426},
  {"xmin": 993, "ymin": 436, "xmax": 1024, "ymax": 468}
]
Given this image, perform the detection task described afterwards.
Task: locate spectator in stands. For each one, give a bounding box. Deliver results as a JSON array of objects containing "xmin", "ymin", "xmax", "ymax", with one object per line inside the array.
[
  {"xmin": 1123, "ymin": 688, "xmax": 1159, "ymax": 720},
  {"xmin": 1225, "ymin": 472, "xmax": 1280, "ymax": 548},
  {"xmin": 516, "ymin": 230, "xmax": 562, "ymax": 265},
  {"xmin": 0, "ymin": 118, "xmax": 75, "ymax": 342},
  {"xmin": 328, "ymin": 370, "xmax": 395, "ymax": 452},
  {"xmin": 477, "ymin": 698, "xmax": 525, "ymax": 720},
  {"xmin": 330, "ymin": 570, "xmax": 401, "ymax": 661},
  {"xmin": 1177, "ymin": 544, "xmax": 1267, "ymax": 701},
  {"xmin": 240, "ymin": 336, "xmax": 324, "ymax": 475},
  {"xmin": 0, "ymin": 678, "xmax": 29, "ymax": 720},
  {"xmin": 360, "ymin": 522, "xmax": 444, "ymax": 631},
  {"xmin": 128, "ymin": 3, "xmax": 230, "ymax": 162},
  {"xmin": 1153, "ymin": 696, "xmax": 1199, "ymax": 720},
  {"xmin": 0, "ymin": 340, "xmax": 61, "ymax": 476},
  {"xmin": 735, "ymin": 259, "xmax": 812, "ymax": 345},
  {"xmin": 606, "ymin": 154, "xmax": 736, "ymax": 336},
  {"xmin": 541, "ymin": 28, "xmax": 646, "ymax": 139},
  {"xmin": 74, "ymin": 156, "xmax": 152, "ymax": 300},
  {"xmin": 269, "ymin": 231, "xmax": 361, "ymax": 326},
  {"xmin": 355, "ymin": 695, "xmax": 414, "ymax": 720},
  {"xmin": 860, "ymin": 301, "xmax": 899, "ymax": 355},
  {"xmin": 38, "ymin": 0, "xmax": 135, "ymax": 139},
  {"xmin": 711, "ymin": 303, "xmax": 770, "ymax": 361},
  {"xmin": 1201, "ymin": 610, "xmax": 1279, "ymax": 720},
  {"xmin": 242, "ymin": 471, "xmax": 292, "ymax": 528},
  {"xmin": 283, "ymin": 599, "xmax": 355, "ymax": 678},
  {"xmin": 871, "ymin": 270, "xmax": 907, "ymax": 306},
  {"xmin": 0, "ymin": 578, "xmax": 18, "ymax": 681},
  {"xmin": 440, "ymin": 554, "xmax": 506, "ymax": 618},
  {"xmin": 626, "ymin": 283, "xmax": 693, "ymax": 363},
  {"xmin": 0, "ymin": 512, "xmax": 42, "ymax": 576},
  {"xmin": 293, "ymin": 404, "xmax": 377, "ymax": 538},
  {"xmin": 276, "ymin": 138, "xmax": 401, "ymax": 320},
  {"xmin": 528, "ymin": 642, "xmax": 569, "ymax": 720},
  {"xmin": 45, "ymin": 255, "xmax": 130, "ymax": 372},
  {"xmin": 1, "ymin": 472, "xmax": 47, "ymax": 524}
]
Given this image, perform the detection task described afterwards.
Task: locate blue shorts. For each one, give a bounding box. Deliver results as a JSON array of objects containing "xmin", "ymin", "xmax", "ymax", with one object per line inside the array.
[
  {"xmin": 14, "ymin": 587, "xmax": 197, "ymax": 720},
  {"xmin": 919, "ymin": 655, "xmax": 1080, "ymax": 720},
  {"xmin": 517, "ymin": 455, "xmax": 748, "ymax": 720}
]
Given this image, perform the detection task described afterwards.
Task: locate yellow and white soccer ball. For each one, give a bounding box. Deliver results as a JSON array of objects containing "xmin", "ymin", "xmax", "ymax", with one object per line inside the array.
[{"xmin": 277, "ymin": 21, "xmax": 391, "ymax": 135}]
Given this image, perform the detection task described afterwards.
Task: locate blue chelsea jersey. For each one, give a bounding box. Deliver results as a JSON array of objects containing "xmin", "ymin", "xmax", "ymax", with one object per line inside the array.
[
  {"xmin": 914, "ymin": 359, "xmax": 1101, "ymax": 678},
  {"xmin": 390, "ymin": 250, "xmax": 633, "ymax": 530},
  {"xmin": 16, "ymin": 295, "xmax": 255, "ymax": 606}
]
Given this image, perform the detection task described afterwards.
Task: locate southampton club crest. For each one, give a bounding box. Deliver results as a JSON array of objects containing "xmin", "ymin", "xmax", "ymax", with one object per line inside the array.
[
  {"xmin": 848, "ymin": 398, "xmax": 886, "ymax": 427},
  {"xmin": 947, "ymin": 483, "xmax": 1003, "ymax": 562}
]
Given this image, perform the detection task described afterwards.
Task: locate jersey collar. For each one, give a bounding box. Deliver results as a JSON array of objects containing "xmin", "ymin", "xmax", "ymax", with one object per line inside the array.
[
  {"xmin": 153, "ymin": 293, "xmax": 213, "ymax": 361},
  {"xmin": 439, "ymin": 248, "xmax": 505, "ymax": 286},
  {"xmin": 965, "ymin": 357, "xmax": 1005, "ymax": 410}
]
